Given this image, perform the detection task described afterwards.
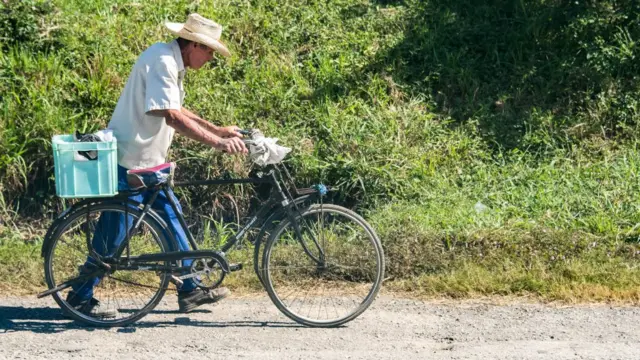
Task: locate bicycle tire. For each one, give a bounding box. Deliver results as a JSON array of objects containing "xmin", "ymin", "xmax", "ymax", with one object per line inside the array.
[
  {"xmin": 262, "ymin": 204, "xmax": 385, "ymax": 327},
  {"xmin": 43, "ymin": 202, "xmax": 171, "ymax": 327}
]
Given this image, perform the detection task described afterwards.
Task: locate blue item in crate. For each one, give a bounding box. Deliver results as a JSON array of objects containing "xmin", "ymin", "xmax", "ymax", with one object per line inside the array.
[{"xmin": 52, "ymin": 134, "xmax": 118, "ymax": 198}]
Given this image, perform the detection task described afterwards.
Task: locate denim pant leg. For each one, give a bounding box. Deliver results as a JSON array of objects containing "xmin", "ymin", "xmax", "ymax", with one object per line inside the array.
[
  {"xmin": 72, "ymin": 166, "xmax": 140, "ymax": 300},
  {"xmin": 145, "ymin": 185, "xmax": 197, "ymax": 293}
]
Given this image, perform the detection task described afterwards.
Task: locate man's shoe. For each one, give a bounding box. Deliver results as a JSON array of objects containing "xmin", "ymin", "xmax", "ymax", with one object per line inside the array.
[
  {"xmin": 178, "ymin": 287, "xmax": 230, "ymax": 313},
  {"xmin": 65, "ymin": 291, "xmax": 118, "ymax": 319}
]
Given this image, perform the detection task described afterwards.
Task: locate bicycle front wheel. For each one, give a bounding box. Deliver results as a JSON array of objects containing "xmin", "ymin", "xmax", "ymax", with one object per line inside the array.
[
  {"xmin": 43, "ymin": 203, "xmax": 171, "ymax": 327},
  {"xmin": 262, "ymin": 204, "xmax": 385, "ymax": 327}
]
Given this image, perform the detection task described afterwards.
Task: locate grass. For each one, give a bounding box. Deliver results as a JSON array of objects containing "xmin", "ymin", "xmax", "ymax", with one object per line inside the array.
[
  {"xmin": 387, "ymin": 259, "xmax": 640, "ymax": 303},
  {"xmin": 2, "ymin": 222, "xmax": 638, "ymax": 303},
  {"xmin": 3, "ymin": 236, "xmax": 638, "ymax": 303},
  {"xmin": 1, "ymin": 0, "xmax": 640, "ymax": 301}
]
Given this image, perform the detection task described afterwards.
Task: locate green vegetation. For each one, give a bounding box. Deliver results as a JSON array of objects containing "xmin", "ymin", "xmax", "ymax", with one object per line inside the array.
[{"xmin": 1, "ymin": 0, "xmax": 639, "ymax": 301}]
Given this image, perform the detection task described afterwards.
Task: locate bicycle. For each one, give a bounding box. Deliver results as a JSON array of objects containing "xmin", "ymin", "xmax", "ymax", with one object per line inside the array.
[{"xmin": 38, "ymin": 131, "xmax": 385, "ymax": 327}]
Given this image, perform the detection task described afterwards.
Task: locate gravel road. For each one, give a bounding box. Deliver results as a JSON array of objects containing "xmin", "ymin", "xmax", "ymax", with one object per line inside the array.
[{"xmin": 0, "ymin": 295, "xmax": 638, "ymax": 359}]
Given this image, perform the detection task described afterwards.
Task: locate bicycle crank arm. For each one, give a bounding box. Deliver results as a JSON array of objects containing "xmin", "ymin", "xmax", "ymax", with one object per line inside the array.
[
  {"xmin": 177, "ymin": 272, "xmax": 203, "ymax": 280},
  {"xmin": 177, "ymin": 263, "xmax": 243, "ymax": 281},
  {"xmin": 37, "ymin": 270, "xmax": 103, "ymax": 298}
]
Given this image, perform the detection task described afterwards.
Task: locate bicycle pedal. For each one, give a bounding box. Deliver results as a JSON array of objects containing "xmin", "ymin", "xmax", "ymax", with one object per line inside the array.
[{"xmin": 229, "ymin": 263, "xmax": 243, "ymax": 272}]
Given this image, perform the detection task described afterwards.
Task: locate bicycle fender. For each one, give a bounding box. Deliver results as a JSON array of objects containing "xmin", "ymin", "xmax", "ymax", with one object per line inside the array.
[{"xmin": 41, "ymin": 199, "xmax": 104, "ymax": 258}]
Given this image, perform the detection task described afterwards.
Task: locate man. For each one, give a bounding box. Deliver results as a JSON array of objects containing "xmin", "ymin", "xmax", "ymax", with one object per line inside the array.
[{"xmin": 67, "ymin": 13, "xmax": 247, "ymax": 318}]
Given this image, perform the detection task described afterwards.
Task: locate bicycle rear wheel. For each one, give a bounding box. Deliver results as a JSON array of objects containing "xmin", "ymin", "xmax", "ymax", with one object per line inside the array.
[
  {"xmin": 262, "ymin": 204, "xmax": 384, "ymax": 327},
  {"xmin": 43, "ymin": 203, "xmax": 171, "ymax": 327}
]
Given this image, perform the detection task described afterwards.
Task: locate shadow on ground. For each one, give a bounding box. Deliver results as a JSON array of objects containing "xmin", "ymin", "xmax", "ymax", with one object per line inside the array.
[{"xmin": 0, "ymin": 305, "xmax": 302, "ymax": 334}]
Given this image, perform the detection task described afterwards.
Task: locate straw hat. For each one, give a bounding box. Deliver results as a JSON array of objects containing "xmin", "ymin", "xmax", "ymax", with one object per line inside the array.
[{"xmin": 165, "ymin": 13, "xmax": 231, "ymax": 57}]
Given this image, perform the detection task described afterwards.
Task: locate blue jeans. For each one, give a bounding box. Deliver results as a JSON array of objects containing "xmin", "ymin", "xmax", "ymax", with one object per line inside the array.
[{"xmin": 72, "ymin": 165, "xmax": 197, "ymax": 300}]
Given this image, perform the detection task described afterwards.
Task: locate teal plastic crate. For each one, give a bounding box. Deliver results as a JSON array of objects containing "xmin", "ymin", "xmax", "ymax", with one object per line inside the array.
[{"xmin": 52, "ymin": 134, "xmax": 118, "ymax": 198}]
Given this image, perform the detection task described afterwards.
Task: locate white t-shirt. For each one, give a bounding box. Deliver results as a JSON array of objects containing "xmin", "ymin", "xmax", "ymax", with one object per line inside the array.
[{"xmin": 108, "ymin": 40, "xmax": 185, "ymax": 170}]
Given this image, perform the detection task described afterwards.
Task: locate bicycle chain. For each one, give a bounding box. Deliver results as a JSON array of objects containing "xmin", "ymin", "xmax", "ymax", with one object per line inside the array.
[{"xmin": 107, "ymin": 275, "xmax": 177, "ymax": 292}]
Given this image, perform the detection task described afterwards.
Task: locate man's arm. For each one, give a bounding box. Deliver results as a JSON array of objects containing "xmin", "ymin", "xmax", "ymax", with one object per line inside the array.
[
  {"xmin": 181, "ymin": 107, "xmax": 220, "ymax": 133},
  {"xmin": 181, "ymin": 107, "xmax": 243, "ymax": 138},
  {"xmin": 148, "ymin": 109, "xmax": 246, "ymax": 153}
]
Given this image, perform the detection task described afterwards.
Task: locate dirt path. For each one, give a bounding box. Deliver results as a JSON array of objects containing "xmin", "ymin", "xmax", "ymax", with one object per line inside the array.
[{"xmin": 0, "ymin": 295, "xmax": 638, "ymax": 359}]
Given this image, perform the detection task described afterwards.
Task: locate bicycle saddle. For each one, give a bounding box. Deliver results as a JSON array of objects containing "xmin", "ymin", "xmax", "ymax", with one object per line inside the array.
[{"xmin": 126, "ymin": 162, "xmax": 175, "ymax": 190}]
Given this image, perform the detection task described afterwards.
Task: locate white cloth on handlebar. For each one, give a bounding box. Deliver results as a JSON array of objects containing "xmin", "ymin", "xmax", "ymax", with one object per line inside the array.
[{"xmin": 246, "ymin": 130, "xmax": 291, "ymax": 166}]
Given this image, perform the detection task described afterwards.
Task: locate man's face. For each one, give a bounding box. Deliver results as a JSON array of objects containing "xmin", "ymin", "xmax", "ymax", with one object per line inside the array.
[{"xmin": 187, "ymin": 43, "xmax": 215, "ymax": 70}]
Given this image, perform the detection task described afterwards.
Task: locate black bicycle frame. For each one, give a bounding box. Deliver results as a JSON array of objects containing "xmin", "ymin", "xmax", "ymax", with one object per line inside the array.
[
  {"xmin": 166, "ymin": 173, "xmax": 279, "ymax": 254},
  {"xmin": 109, "ymin": 167, "xmax": 324, "ymax": 269}
]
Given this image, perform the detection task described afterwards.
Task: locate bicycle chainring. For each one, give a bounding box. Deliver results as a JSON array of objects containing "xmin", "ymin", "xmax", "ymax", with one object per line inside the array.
[{"xmin": 189, "ymin": 257, "xmax": 226, "ymax": 290}]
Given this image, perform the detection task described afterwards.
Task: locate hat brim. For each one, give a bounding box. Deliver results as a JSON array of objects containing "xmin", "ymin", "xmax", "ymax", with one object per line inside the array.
[{"xmin": 165, "ymin": 22, "xmax": 231, "ymax": 57}]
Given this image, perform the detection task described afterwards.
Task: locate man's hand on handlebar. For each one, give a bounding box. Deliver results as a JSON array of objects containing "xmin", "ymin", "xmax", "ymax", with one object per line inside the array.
[
  {"xmin": 214, "ymin": 125, "xmax": 249, "ymax": 154},
  {"xmin": 217, "ymin": 125, "xmax": 245, "ymax": 138},
  {"xmin": 216, "ymin": 137, "xmax": 248, "ymax": 154}
]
